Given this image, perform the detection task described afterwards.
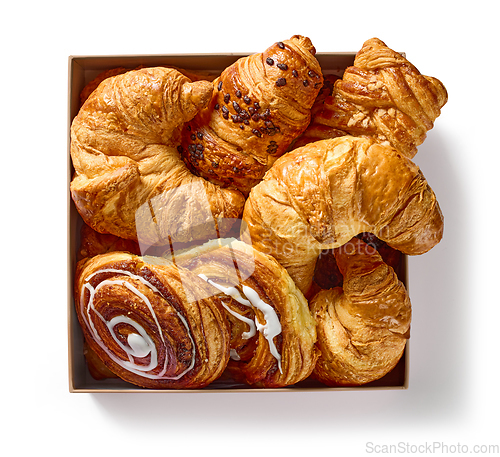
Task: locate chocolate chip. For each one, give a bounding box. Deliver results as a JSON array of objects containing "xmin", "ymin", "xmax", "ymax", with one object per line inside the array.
[
  {"xmin": 218, "ymin": 81, "xmax": 223, "ymax": 91},
  {"xmin": 232, "ymin": 101, "xmax": 241, "ymax": 113},
  {"xmin": 197, "ymin": 132, "xmax": 203, "ymax": 140},
  {"xmin": 240, "ymin": 125, "xmax": 244, "ymax": 129},
  {"xmin": 233, "ymin": 167, "xmax": 239, "ymax": 173},
  {"xmin": 254, "ymin": 102, "xmax": 260, "ymax": 110},
  {"xmin": 190, "ymin": 133, "xmax": 196, "ymax": 141},
  {"xmin": 303, "ymin": 80, "xmax": 309, "ymax": 87},
  {"xmin": 222, "ymin": 106, "xmax": 229, "ymax": 115},
  {"xmin": 249, "ymin": 107, "xmax": 255, "ymax": 115},
  {"xmin": 224, "ymin": 93, "xmax": 230, "ymax": 103},
  {"xmin": 263, "ymin": 108, "xmax": 271, "ymax": 119},
  {"xmin": 266, "ymin": 57, "xmax": 274, "ymax": 66},
  {"xmin": 236, "ymin": 90, "xmax": 242, "ymax": 98},
  {"xmin": 214, "ymin": 103, "xmax": 220, "ymax": 110},
  {"xmin": 252, "ymin": 128, "xmax": 262, "ymax": 137},
  {"xmin": 243, "ymin": 95, "xmax": 251, "ymax": 104},
  {"xmin": 177, "ymin": 145, "xmax": 184, "ymax": 154},
  {"xmin": 277, "ymin": 63, "xmax": 288, "ymax": 71},
  {"xmin": 267, "ymin": 140, "xmax": 279, "ymax": 153},
  {"xmin": 196, "ymin": 144, "xmax": 204, "ymax": 151},
  {"xmin": 277, "ymin": 42, "xmax": 285, "ymax": 49},
  {"xmin": 252, "ymin": 113, "xmax": 260, "ymax": 122},
  {"xmin": 308, "ymin": 70, "xmax": 317, "ymax": 78},
  {"xmin": 292, "ymin": 69, "xmax": 298, "ymax": 77},
  {"xmin": 276, "ymin": 78, "xmax": 286, "ymax": 87}
]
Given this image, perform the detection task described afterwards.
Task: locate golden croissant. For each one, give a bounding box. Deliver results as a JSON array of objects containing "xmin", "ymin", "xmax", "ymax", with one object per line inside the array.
[
  {"xmin": 74, "ymin": 251, "xmax": 232, "ymax": 389},
  {"xmin": 172, "ymin": 238, "xmax": 318, "ymax": 388},
  {"xmin": 242, "ymin": 136, "xmax": 443, "ymax": 295},
  {"xmin": 311, "ymin": 237, "xmax": 411, "ymax": 386},
  {"xmin": 178, "ymin": 35, "xmax": 324, "ymax": 194},
  {"xmin": 70, "ymin": 67, "xmax": 245, "ymax": 246},
  {"xmin": 301, "ymin": 38, "xmax": 447, "ymax": 158}
]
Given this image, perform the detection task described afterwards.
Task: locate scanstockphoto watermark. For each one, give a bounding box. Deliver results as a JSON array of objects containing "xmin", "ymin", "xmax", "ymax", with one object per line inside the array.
[{"xmin": 365, "ymin": 441, "xmax": 499, "ymax": 454}]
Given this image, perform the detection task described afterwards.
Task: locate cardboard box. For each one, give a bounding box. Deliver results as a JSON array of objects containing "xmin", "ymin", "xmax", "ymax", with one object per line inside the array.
[{"xmin": 67, "ymin": 52, "xmax": 409, "ymax": 392}]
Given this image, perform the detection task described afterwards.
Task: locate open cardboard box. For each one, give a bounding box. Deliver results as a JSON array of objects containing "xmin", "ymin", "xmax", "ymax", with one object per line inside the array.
[{"xmin": 67, "ymin": 51, "xmax": 409, "ymax": 392}]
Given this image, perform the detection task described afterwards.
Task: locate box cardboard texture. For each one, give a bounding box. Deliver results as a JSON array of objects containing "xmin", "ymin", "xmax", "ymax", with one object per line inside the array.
[{"xmin": 67, "ymin": 52, "xmax": 409, "ymax": 392}]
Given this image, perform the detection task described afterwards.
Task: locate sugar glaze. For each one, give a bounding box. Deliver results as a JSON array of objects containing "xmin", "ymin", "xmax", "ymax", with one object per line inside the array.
[{"xmin": 198, "ymin": 274, "xmax": 283, "ymax": 372}]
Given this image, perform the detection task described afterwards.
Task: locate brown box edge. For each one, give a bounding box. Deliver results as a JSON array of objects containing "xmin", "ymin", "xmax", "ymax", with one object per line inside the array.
[{"xmin": 67, "ymin": 52, "xmax": 410, "ymax": 393}]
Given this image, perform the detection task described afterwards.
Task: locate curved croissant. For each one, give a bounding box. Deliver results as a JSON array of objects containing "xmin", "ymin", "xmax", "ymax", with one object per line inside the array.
[
  {"xmin": 311, "ymin": 237, "xmax": 411, "ymax": 386},
  {"xmin": 70, "ymin": 67, "xmax": 245, "ymax": 245},
  {"xmin": 242, "ymin": 136, "xmax": 443, "ymax": 295},
  {"xmin": 178, "ymin": 35, "xmax": 324, "ymax": 194},
  {"xmin": 171, "ymin": 238, "xmax": 318, "ymax": 388},
  {"xmin": 307, "ymin": 38, "xmax": 447, "ymax": 158},
  {"xmin": 74, "ymin": 251, "xmax": 231, "ymax": 389}
]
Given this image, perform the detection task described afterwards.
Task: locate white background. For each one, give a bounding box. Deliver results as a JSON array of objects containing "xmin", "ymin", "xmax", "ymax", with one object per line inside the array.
[{"xmin": 2, "ymin": 1, "xmax": 498, "ymax": 455}]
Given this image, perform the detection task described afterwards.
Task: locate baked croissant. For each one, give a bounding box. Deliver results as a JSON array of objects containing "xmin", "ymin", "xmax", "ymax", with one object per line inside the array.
[
  {"xmin": 178, "ymin": 35, "xmax": 324, "ymax": 194},
  {"xmin": 311, "ymin": 237, "xmax": 411, "ymax": 386},
  {"xmin": 74, "ymin": 251, "xmax": 231, "ymax": 389},
  {"xmin": 70, "ymin": 67, "xmax": 245, "ymax": 246},
  {"xmin": 242, "ymin": 136, "xmax": 443, "ymax": 295},
  {"xmin": 171, "ymin": 238, "xmax": 318, "ymax": 388},
  {"xmin": 306, "ymin": 38, "xmax": 448, "ymax": 158}
]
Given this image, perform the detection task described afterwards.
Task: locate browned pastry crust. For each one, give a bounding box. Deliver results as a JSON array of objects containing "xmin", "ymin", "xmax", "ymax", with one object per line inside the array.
[
  {"xmin": 291, "ymin": 74, "xmax": 346, "ymax": 149},
  {"xmin": 178, "ymin": 35, "xmax": 324, "ymax": 194},
  {"xmin": 171, "ymin": 239, "xmax": 318, "ymax": 388},
  {"xmin": 311, "ymin": 237, "xmax": 411, "ymax": 386},
  {"xmin": 83, "ymin": 340, "xmax": 119, "ymax": 380},
  {"xmin": 242, "ymin": 136, "xmax": 443, "ymax": 295},
  {"xmin": 70, "ymin": 67, "xmax": 245, "ymax": 246},
  {"xmin": 313, "ymin": 232, "xmax": 403, "ymax": 290},
  {"xmin": 309, "ymin": 38, "xmax": 448, "ymax": 158},
  {"xmin": 78, "ymin": 223, "xmax": 141, "ymax": 260},
  {"xmin": 74, "ymin": 251, "xmax": 231, "ymax": 389},
  {"xmin": 79, "ymin": 66, "xmax": 218, "ymax": 106}
]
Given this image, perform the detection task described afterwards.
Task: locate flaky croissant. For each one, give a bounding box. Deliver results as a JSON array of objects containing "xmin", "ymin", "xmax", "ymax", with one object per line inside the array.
[
  {"xmin": 74, "ymin": 251, "xmax": 231, "ymax": 389},
  {"xmin": 242, "ymin": 136, "xmax": 443, "ymax": 295},
  {"xmin": 311, "ymin": 237, "xmax": 411, "ymax": 386},
  {"xmin": 178, "ymin": 35, "xmax": 324, "ymax": 194},
  {"xmin": 171, "ymin": 238, "xmax": 318, "ymax": 388},
  {"xmin": 303, "ymin": 38, "xmax": 447, "ymax": 158},
  {"xmin": 70, "ymin": 67, "xmax": 245, "ymax": 246}
]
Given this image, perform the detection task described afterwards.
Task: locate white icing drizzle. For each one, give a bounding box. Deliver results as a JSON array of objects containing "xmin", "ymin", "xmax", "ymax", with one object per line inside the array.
[
  {"xmin": 220, "ymin": 302, "xmax": 256, "ymax": 340},
  {"xmin": 198, "ymin": 274, "xmax": 282, "ymax": 373},
  {"xmin": 242, "ymin": 285, "xmax": 282, "ymax": 373},
  {"xmin": 82, "ymin": 268, "xmax": 196, "ymax": 381}
]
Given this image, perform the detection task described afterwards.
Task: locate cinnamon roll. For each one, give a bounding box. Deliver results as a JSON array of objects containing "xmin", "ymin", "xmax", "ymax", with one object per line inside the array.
[{"xmin": 74, "ymin": 252, "xmax": 231, "ymax": 389}]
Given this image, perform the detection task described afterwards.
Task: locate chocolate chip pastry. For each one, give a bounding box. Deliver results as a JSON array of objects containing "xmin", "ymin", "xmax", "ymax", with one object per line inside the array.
[{"xmin": 178, "ymin": 35, "xmax": 324, "ymax": 194}]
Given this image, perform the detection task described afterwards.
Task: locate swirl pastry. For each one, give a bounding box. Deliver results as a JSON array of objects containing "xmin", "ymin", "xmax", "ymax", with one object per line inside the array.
[
  {"xmin": 307, "ymin": 38, "xmax": 448, "ymax": 158},
  {"xmin": 74, "ymin": 252, "xmax": 231, "ymax": 389},
  {"xmin": 178, "ymin": 35, "xmax": 324, "ymax": 194},
  {"xmin": 242, "ymin": 136, "xmax": 443, "ymax": 295},
  {"xmin": 311, "ymin": 237, "xmax": 411, "ymax": 386},
  {"xmin": 70, "ymin": 67, "xmax": 245, "ymax": 246},
  {"xmin": 171, "ymin": 238, "xmax": 318, "ymax": 388}
]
